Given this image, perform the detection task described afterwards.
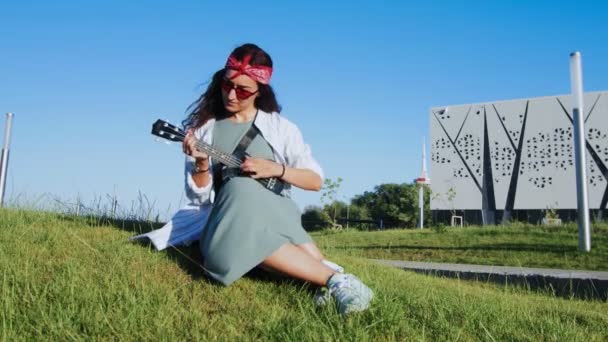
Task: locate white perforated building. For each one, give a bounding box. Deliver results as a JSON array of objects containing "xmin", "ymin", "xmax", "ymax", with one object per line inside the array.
[{"xmin": 430, "ymin": 91, "xmax": 607, "ymax": 224}]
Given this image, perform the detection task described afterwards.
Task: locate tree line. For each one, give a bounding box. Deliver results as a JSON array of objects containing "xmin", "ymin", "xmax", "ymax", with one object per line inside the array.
[{"xmin": 301, "ymin": 178, "xmax": 431, "ymax": 231}]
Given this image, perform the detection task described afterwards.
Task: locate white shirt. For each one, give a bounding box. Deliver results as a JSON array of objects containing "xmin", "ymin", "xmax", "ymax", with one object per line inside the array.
[
  {"xmin": 131, "ymin": 110, "xmax": 323, "ymax": 250},
  {"xmin": 184, "ymin": 110, "xmax": 324, "ymax": 206}
]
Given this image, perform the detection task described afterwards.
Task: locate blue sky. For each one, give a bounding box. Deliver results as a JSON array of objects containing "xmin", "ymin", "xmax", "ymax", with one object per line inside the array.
[{"xmin": 1, "ymin": 0, "xmax": 607, "ymax": 219}]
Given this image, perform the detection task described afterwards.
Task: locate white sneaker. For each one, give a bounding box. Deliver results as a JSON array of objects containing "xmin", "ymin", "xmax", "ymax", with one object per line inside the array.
[
  {"xmin": 327, "ymin": 273, "xmax": 373, "ymax": 316},
  {"xmin": 313, "ymin": 260, "xmax": 345, "ymax": 307},
  {"xmin": 313, "ymin": 286, "xmax": 332, "ymax": 307}
]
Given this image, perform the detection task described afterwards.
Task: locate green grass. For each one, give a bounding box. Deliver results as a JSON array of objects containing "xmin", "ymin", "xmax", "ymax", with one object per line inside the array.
[
  {"xmin": 311, "ymin": 224, "xmax": 608, "ymax": 271},
  {"xmin": 1, "ymin": 208, "xmax": 607, "ymax": 340}
]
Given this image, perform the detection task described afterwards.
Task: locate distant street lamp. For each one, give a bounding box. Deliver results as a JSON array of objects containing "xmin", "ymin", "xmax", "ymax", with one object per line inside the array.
[
  {"xmin": 415, "ymin": 139, "xmax": 431, "ymax": 229},
  {"xmin": 342, "ymin": 195, "xmax": 350, "ymax": 229},
  {"xmin": 347, "ymin": 202, "xmax": 350, "ymax": 229}
]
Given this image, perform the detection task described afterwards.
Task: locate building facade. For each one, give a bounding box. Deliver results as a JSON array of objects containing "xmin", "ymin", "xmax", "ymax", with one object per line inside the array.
[{"xmin": 430, "ymin": 91, "xmax": 607, "ymax": 224}]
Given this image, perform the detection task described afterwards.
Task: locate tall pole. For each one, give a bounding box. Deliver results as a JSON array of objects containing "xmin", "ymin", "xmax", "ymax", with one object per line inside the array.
[
  {"xmin": 417, "ymin": 139, "xmax": 429, "ymax": 229},
  {"xmin": 570, "ymin": 52, "xmax": 591, "ymax": 252},
  {"xmin": 418, "ymin": 185, "xmax": 424, "ymax": 229},
  {"xmin": 346, "ymin": 204, "xmax": 349, "ymax": 229},
  {"xmin": 0, "ymin": 112, "xmax": 15, "ymax": 207}
]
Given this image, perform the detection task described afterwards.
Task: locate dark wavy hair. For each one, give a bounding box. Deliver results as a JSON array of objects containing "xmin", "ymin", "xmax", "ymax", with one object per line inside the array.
[{"xmin": 182, "ymin": 43, "xmax": 282, "ymax": 129}]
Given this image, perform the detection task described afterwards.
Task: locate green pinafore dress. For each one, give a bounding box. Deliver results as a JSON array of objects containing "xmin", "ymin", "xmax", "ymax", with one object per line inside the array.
[{"xmin": 200, "ymin": 117, "xmax": 313, "ymax": 286}]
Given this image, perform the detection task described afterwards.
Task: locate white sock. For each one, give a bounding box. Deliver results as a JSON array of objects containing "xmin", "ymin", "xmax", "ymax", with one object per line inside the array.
[{"xmin": 322, "ymin": 259, "xmax": 344, "ymax": 273}]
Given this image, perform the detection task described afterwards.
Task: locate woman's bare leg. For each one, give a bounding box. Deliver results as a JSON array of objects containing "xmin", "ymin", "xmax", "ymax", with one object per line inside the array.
[
  {"xmin": 297, "ymin": 242, "xmax": 324, "ymax": 261},
  {"xmin": 262, "ymin": 243, "xmax": 335, "ymax": 286},
  {"xmin": 262, "ymin": 244, "xmax": 373, "ymax": 315},
  {"xmin": 298, "ymin": 243, "xmax": 344, "ymax": 272}
]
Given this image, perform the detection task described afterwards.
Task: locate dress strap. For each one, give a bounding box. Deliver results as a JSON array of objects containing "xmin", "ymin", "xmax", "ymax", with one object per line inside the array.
[
  {"xmin": 214, "ymin": 111, "xmax": 261, "ymax": 194},
  {"xmin": 232, "ymin": 122, "xmax": 260, "ymax": 159}
]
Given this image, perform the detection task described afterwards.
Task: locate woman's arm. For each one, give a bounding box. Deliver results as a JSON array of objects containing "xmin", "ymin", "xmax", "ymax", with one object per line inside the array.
[
  {"xmin": 183, "ymin": 129, "xmax": 214, "ymax": 204},
  {"xmin": 184, "ymin": 156, "xmax": 214, "ymax": 205},
  {"xmin": 240, "ymin": 158, "xmax": 322, "ymax": 191},
  {"xmin": 240, "ymin": 118, "xmax": 323, "ymax": 191},
  {"xmin": 190, "ymin": 157, "xmax": 211, "ymax": 188},
  {"xmin": 280, "ymin": 165, "xmax": 322, "ymax": 191},
  {"xmin": 184, "ymin": 130, "xmax": 212, "ymax": 188},
  {"xmin": 281, "ymin": 120, "xmax": 324, "ymax": 190}
]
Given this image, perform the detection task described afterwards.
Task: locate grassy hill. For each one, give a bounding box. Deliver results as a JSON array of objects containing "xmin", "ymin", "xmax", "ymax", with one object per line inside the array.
[{"xmin": 1, "ymin": 209, "xmax": 607, "ymax": 340}]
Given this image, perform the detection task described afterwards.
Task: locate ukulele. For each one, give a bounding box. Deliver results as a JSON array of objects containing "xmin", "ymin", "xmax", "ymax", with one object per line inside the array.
[{"xmin": 151, "ymin": 119, "xmax": 285, "ymax": 195}]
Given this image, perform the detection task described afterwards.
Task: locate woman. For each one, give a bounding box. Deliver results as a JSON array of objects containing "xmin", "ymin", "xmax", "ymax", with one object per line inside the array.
[{"xmin": 177, "ymin": 43, "xmax": 372, "ymax": 315}]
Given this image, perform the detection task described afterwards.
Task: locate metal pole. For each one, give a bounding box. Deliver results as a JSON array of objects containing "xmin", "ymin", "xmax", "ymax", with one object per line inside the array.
[
  {"xmin": 570, "ymin": 52, "xmax": 591, "ymax": 252},
  {"xmin": 76, "ymin": 194, "xmax": 81, "ymax": 216},
  {"xmin": 418, "ymin": 185, "xmax": 424, "ymax": 229},
  {"xmin": 0, "ymin": 113, "xmax": 15, "ymax": 207},
  {"xmin": 346, "ymin": 204, "xmax": 349, "ymax": 229}
]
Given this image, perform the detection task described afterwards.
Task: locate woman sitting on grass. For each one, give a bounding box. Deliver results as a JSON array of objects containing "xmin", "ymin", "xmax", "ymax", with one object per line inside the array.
[{"xmin": 179, "ymin": 43, "xmax": 373, "ymax": 315}]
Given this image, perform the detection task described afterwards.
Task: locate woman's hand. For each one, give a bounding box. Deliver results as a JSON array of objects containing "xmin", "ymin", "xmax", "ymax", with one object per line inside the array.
[
  {"xmin": 183, "ymin": 130, "xmax": 209, "ymax": 160},
  {"xmin": 240, "ymin": 157, "xmax": 283, "ymax": 179},
  {"xmin": 241, "ymin": 157, "xmax": 322, "ymax": 190}
]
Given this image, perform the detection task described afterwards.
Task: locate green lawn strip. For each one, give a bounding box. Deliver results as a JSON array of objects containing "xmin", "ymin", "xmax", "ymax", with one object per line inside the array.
[
  {"xmin": 311, "ymin": 225, "xmax": 608, "ymax": 271},
  {"xmin": 1, "ymin": 209, "xmax": 607, "ymax": 340}
]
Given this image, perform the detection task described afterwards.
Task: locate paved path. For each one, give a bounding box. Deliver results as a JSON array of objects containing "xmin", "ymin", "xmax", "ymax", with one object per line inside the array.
[{"xmin": 374, "ymin": 259, "xmax": 608, "ymax": 300}]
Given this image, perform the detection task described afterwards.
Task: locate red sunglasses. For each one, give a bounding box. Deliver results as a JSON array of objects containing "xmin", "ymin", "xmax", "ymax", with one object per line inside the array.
[{"xmin": 221, "ymin": 79, "xmax": 258, "ymax": 100}]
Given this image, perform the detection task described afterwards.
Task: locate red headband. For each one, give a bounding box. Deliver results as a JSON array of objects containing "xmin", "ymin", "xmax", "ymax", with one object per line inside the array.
[{"xmin": 225, "ymin": 54, "xmax": 273, "ymax": 85}]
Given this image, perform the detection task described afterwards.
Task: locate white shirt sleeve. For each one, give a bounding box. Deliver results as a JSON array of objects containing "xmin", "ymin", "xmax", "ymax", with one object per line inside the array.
[
  {"xmin": 184, "ymin": 155, "xmax": 214, "ymax": 205},
  {"xmin": 282, "ymin": 121, "xmax": 324, "ymax": 180},
  {"xmin": 183, "ymin": 125, "xmax": 214, "ymax": 205}
]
